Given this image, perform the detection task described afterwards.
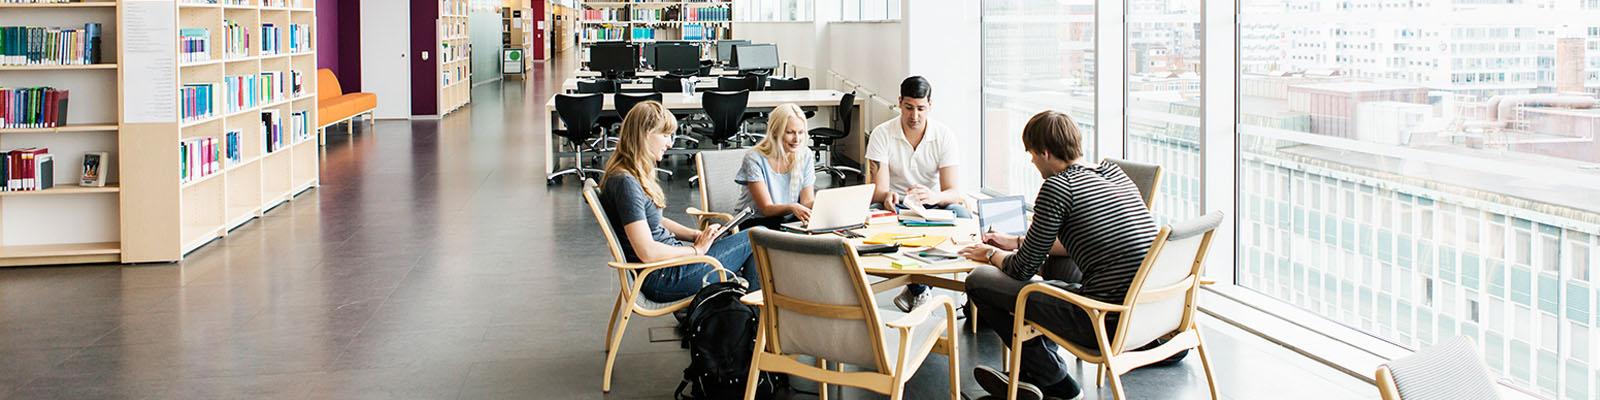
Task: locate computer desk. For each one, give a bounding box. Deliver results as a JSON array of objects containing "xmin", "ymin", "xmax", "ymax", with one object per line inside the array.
[
  {"xmin": 573, "ymin": 67, "xmax": 741, "ymax": 78},
  {"xmin": 559, "ymin": 76, "xmax": 722, "ymax": 93},
  {"xmin": 739, "ymin": 217, "xmax": 984, "ymax": 332},
  {"xmin": 543, "ymin": 89, "xmax": 868, "ymax": 176}
]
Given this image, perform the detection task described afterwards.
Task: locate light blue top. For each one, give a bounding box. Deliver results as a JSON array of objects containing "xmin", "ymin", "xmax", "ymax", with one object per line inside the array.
[{"xmin": 734, "ymin": 151, "xmax": 816, "ymax": 213}]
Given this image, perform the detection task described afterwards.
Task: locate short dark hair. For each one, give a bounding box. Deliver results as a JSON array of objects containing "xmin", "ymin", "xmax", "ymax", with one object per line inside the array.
[
  {"xmin": 900, "ymin": 76, "xmax": 932, "ymax": 99},
  {"xmin": 1021, "ymin": 110, "xmax": 1083, "ymax": 163}
]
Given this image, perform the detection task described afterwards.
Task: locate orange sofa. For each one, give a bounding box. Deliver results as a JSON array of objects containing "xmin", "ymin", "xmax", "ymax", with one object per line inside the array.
[{"xmin": 317, "ymin": 68, "xmax": 377, "ymax": 144}]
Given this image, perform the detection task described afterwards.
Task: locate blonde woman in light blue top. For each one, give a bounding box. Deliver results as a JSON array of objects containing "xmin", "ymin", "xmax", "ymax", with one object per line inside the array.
[{"xmin": 733, "ymin": 103, "xmax": 816, "ymax": 230}]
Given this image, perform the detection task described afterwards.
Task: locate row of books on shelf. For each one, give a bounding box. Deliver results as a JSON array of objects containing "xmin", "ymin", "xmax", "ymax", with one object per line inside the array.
[
  {"xmin": 180, "ymin": 83, "xmax": 217, "ymax": 121},
  {"xmin": 178, "ymin": 137, "xmax": 219, "ymax": 184},
  {"xmin": 224, "ymin": 20, "xmax": 249, "ymax": 58},
  {"xmin": 630, "ymin": 6, "xmax": 729, "ymax": 22},
  {"xmin": 0, "ymin": 24, "xmax": 104, "ymax": 66},
  {"xmin": 583, "ymin": 27, "xmax": 627, "ymax": 42},
  {"xmin": 186, "ymin": 71, "xmax": 305, "ymax": 120},
  {"xmin": 262, "ymin": 109, "xmax": 309, "ymax": 153},
  {"xmin": 1, "ymin": 148, "xmax": 53, "ymax": 192},
  {"xmin": 0, "ymin": 87, "xmax": 69, "ymax": 129},
  {"xmin": 180, "ymin": 28, "xmax": 211, "ymax": 63},
  {"xmin": 261, "ymin": 24, "xmax": 312, "ymax": 55},
  {"xmin": 583, "ymin": 9, "xmax": 623, "ymax": 21}
]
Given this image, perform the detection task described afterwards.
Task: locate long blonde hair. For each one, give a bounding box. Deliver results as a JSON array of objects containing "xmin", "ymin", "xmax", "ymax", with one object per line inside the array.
[
  {"xmin": 751, "ymin": 103, "xmax": 810, "ymax": 194},
  {"xmin": 602, "ymin": 101, "xmax": 678, "ymax": 208}
]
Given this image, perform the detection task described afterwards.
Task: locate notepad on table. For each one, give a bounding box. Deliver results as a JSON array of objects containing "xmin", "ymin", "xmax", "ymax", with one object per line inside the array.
[{"xmin": 863, "ymin": 232, "xmax": 947, "ymax": 248}]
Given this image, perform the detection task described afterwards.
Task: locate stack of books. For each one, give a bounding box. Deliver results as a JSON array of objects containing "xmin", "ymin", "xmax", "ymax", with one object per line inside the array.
[
  {"xmin": 180, "ymin": 28, "xmax": 210, "ymax": 63},
  {"xmin": 223, "ymin": 74, "xmax": 259, "ymax": 113},
  {"xmin": 178, "ymin": 137, "xmax": 220, "ymax": 184},
  {"xmin": 262, "ymin": 109, "xmax": 283, "ymax": 153},
  {"xmin": 180, "ymin": 83, "xmax": 217, "ymax": 122},
  {"xmin": 0, "ymin": 24, "xmax": 103, "ymax": 66},
  {"xmin": 260, "ymin": 23, "xmax": 280, "ymax": 55},
  {"xmin": 1, "ymin": 147, "xmax": 52, "ymax": 191},
  {"xmin": 258, "ymin": 71, "xmax": 283, "ymax": 104},
  {"xmin": 223, "ymin": 19, "xmax": 249, "ymax": 58},
  {"xmin": 0, "ymin": 87, "xmax": 69, "ymax": 129},
  {"xmin": 287, "ymin": 24, "xmax": 311, "ymax": 54}
]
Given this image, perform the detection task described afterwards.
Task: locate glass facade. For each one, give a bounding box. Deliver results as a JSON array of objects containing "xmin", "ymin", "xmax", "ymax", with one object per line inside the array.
[
  {"xmin": 978, "ymin": 0, "xmax": 1600, "ymax": 398},
  {"xmin": 979, "ymin": 0, "xmax": 1096, "ymax": 199},
  {"xmin": 1237, "ymin": 1, "xmax": 1600, "ymax": 398},
  {"xmin": 1125, "ymin": 0, "xmax": 1203, "ymax": 224}
]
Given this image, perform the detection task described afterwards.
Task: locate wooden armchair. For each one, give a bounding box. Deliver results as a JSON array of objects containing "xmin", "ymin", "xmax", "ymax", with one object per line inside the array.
[
  {"xmin": 1005, "ymin": 211, "xmax": 1225, "ymax": 400},
  {"xmin": 742, "ymin": 228, "xmax": 960, "ymax": 400},
  {"xmin": 687, "ymin": 149, "xmax": 748, "ymax": 229},
  {"xmin": 581, "ymin": 180, "xmax": 729, "ymax": 393}
]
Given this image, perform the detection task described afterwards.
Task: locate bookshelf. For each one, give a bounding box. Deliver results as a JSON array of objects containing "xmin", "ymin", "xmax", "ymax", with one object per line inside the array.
[
  {"xmin": 437, "ymin": 0, "xmax": 469, "ymax": 115},
  {"xmin": 118, "ymin": 0, "xmax": 318, "ymax": 263},
  {"xmin": 576, "ymin": 0, "xmax": 732, "ymax": 61},
  {"xmin": 0, "ymin": 0, "xmax": 123, "ymax": 266}
]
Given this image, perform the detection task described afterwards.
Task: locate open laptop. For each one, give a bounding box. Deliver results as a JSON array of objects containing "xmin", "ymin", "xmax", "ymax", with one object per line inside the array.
[
  {"xmin": 977, "ymin": 195, "xmax": 1028, "ymax": 236},
  {"xmin": 781, "ymin": 184, "xmax": 875, "ymax": 234}
]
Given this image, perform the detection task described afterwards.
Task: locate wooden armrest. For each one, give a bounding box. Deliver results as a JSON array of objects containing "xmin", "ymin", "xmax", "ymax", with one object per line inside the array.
[
  {"xmin": 1018, "ymin": 282, "xmax": 1127, "ymax": 312},
  {"xmin": 607, "ymin": 255, "xmax": 724, "ymax": 271},
  {"xmin": 885, "ymin": 295, "xmax": 956, "ymax": 329},
  {"xmin": 1199, "ymin": 277, "xmax": 1218, "ymax": 286}
]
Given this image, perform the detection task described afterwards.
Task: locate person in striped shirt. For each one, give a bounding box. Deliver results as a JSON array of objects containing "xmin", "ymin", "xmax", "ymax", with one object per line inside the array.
[{"xmin": 957, "ymin": 110, "xmax": 1159, "ymax": 400}]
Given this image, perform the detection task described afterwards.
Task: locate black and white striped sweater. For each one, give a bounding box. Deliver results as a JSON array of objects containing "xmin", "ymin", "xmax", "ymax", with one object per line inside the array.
[{"xmin": 1002, "ymin": 160, "xmax": 1160, "ymax": 305}]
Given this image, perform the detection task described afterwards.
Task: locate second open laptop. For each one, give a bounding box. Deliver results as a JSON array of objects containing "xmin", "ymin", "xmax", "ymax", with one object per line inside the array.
[{"xmin": 781, "ymin": 184, "xmax": 875, "ymax": 234}]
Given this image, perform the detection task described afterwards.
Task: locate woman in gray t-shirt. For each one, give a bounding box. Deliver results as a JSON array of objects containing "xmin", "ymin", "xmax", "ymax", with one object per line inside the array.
[{"xmin": 597, "ymin": 101, "xmax": 759, "ymax": 302}]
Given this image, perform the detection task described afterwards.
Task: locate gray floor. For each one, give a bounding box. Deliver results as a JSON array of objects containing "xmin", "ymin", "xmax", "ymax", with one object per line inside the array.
[{"xmin": 0, "ymin": 57, "xmax": 1374, "ymax": 399}]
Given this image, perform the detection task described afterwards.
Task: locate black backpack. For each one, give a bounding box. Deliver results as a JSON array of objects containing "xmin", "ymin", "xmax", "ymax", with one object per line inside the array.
[{"xmin": 674, "ymin": 280, "xmax": 787, "ymax": 400}]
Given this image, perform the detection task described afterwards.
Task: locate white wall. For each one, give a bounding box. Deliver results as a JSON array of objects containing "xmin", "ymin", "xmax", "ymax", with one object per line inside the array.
[
  {"xmin": 904, "ymin": 0, "xmax": 981, "ymax": 190},
  {"xmin": 731, "ymin": 21, "xmax": 819, "ymax": 76}
]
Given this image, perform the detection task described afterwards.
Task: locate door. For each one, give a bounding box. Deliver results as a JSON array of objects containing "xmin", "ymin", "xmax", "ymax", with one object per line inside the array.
[{"xmin": 361, "ymin": 0, "xmax": 410, "ymax": 119}]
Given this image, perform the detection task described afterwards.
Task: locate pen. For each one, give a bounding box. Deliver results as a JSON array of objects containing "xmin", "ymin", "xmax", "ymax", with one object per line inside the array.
[{"xmin": 890, "ymin": 234, "xmax": 924, "ymax": 240}]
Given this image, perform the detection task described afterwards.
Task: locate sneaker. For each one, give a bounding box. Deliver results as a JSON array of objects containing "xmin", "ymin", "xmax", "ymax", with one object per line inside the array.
[
  {"xmin": 1039, "ymin": 374, "xmax": 1085, "ymax": 400},
  {"xmin": 973, "ymin": 366, "xmax": 1042, "ymax": 400},
  {"xmin": 893, "ymin": 288, "xmax": 930, "ymax": 312}
]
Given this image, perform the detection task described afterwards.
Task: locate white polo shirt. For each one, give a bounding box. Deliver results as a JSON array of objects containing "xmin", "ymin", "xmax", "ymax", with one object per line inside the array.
[{"xmin": 864, "ymin": 118, "xmax": 959, "ymax": 194}]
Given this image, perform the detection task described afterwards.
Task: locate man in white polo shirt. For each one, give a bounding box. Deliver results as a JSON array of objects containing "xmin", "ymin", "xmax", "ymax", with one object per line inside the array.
[{"xmin": 866, "ymin": 76, "xmax": 970, "ymax": 312}]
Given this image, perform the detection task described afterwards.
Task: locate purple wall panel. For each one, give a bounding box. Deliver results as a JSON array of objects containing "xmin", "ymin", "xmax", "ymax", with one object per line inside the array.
[
  {"xmin": 410, "ymin": 0, "xmax": 437, "ymax": 116},
  {"xmin": 316, "ymin": 0, "xmax": 362, "ymax": 91}
]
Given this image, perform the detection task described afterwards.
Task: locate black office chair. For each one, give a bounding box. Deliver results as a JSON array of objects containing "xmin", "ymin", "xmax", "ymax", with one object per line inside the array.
[
  {"xmin": 651, "ymin": 76, "xmax": 684, "ymax": 93},
  {"xmin": 549, "ymin": 93, "xmax": 606, "ymax": 185},
  {"xmin": 691, "ymin": 90, "xmax": 752, "ymax": 149},
  {"xmin": 576, "ymin": 79, "xmax": 620, "ymax": 94},
  {"xmin": 717, "ymin": 76, "xmax": 758, "ymax": 92},
  {"xmin": 767, "ymin": 77, "xmax": 809, "ymax": 91},
  {"xmin": 810, "ymin": 92, "xmax": 861, "ymax": 182}
]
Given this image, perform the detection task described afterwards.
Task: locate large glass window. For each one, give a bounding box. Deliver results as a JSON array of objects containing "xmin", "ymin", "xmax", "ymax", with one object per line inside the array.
[
  {"xmin": 735, "ymin": 0, "xmax": 814, "ymax": 21},
  {"xmin": 979, "ymin": 0, "xmax": 1096, "ymax": 198},
  {"xmin": 1237, "ymin": 1, "xmax": 1600, "ymax": 398},
  {"xmin": 1125, "ymin": 0, "xmax": 1203, "ymax": 223}
]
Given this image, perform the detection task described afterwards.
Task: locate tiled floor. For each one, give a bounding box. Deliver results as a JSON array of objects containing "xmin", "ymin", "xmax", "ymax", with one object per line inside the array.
[{"xmin": 0, "ymin": 57, "xmax": 1374, "ymax": 399}]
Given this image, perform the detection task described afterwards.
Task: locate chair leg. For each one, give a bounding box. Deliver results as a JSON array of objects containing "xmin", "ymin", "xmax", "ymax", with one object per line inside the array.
[
  {"xmin": 603, "ymin": 293, "xmax": 623, "ymax": 352},
  {"xmin": 1098, "ymin": 364, "xmax": 1107, "ymax": 387},
  {"xmin": 743, "ymin": 323, "xmax": 767, "ymax": 400},
  {"xmin": 1006, "ymin": 330, "xmax": 1026, "ymax": 400},
  {"xmin": 1196, "ymin": 330, "xmax": 1221, "ymax": 400},
  {"xmin": 318, "ymin": 127, "xmax": 326, "ymax": 145},
  {"xmin": 1106, "ymin": 364, "xmax": 1127, "ymax": 400},
  {"xmin": 946, "ymin": 336, "xmax": 960, "ymax": 400},
  {"xmin": 817, "ymin": 358, "xmax": 829, "ymax": 400},
  {"xmin": 602, "ymin": 312, "xmax": 632, "ymax": 393}
]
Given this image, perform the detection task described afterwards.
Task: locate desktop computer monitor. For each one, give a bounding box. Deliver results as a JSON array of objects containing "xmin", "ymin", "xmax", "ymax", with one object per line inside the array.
[
  {"xmin": 589, "ymin": 43, "xmax": 639, "ymax": 79},
  {"xmin": 642, "ymin": 40, "xmax": 692, "ymax": 69},
  {"xmin": 733, "ymin": 43, "xmax": 779, "ymax": 72},
  {"xmin": 654, "ymin": 43, "xmax": 702, "ymax": 76},
  {"xmin": 715, "ymin": 40, "xmax": 750, "ymax": 66}
]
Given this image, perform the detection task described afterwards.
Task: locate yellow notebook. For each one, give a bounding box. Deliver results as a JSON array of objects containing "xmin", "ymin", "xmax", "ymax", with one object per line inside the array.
[{"xmin": 863, "ymin": 232, "xmax": 947, "ymax": 248}]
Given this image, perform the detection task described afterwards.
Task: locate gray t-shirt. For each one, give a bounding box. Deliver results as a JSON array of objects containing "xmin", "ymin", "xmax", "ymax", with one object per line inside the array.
[
  {"xmin": 733, "ymin": 151, "xmax": 815, "ymax": 213},
  {"xmin": 600, "ymin": 174, "xmax": 683, "ymax": 262}
]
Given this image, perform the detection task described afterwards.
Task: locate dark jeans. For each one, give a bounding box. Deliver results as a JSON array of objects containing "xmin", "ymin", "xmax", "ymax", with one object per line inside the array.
[
  {"xmin": 898, "ymin": 203, "xmax": 971, "ymax": 296},
  {"xmin": 966, "ymin": 257, "xmax": 1116, "ymax": 387},
  {"xmin": 640, "ymin": 231, "xmax": 761, "ymax": 302}
]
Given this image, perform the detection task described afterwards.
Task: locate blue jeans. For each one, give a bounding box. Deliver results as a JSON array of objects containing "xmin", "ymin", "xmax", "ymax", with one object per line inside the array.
[
  {"xmin": 894, "ymin": 203, "xmax": 970, "ymax": 295},
  {"xmin": 640, "ymin": 231, "xmax": 761, "ymax": 302}
]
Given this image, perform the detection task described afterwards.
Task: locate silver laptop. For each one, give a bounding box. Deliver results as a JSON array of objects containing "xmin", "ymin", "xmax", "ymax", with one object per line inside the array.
[{"xmin": 781, "ymin": 184, "xmax": 875, "ymax": 233}]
